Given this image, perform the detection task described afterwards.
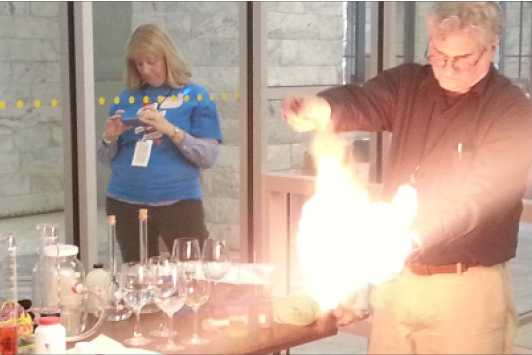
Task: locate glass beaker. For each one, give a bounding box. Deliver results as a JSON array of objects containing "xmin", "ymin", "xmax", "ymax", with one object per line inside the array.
[
  {"xmin": 0, "ymin": 234, "xmax": 18, "ymax": 355},
  {"xmin": 32, "ymin": 223, "xmax": 60, "ymax": 317}
]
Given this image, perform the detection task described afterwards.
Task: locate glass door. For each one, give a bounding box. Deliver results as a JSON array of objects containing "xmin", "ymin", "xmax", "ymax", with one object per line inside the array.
[{"xmin": 92, "ymin": 2, "xmax": 243, "ymax": 265}]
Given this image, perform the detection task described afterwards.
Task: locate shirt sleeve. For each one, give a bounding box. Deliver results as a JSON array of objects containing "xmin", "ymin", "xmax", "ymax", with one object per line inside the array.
[
  {"xmin": 96, "ymin": 139, "xmax": 118, "ymax": 168},
  {"xmin": 176, "ymin": 133, "xmax": 220, "ymax": 169}
]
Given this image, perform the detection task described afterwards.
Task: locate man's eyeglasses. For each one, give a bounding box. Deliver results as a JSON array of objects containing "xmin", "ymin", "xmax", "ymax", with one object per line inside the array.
[{"xmin": 425, "ymin": 45, "xmax": 486, "ymax": 72}]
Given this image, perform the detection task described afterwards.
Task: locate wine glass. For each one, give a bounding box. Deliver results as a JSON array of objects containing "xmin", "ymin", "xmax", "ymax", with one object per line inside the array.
[
  {"xmin": 151, "ymin": 258, "xmax": 186, "ymax": 352},
  {"xmin": 182, "ymin": 260, "xmax": 212, "ymax": 345},
  {"xmin": 202, "ymin": 239, "xmax": 230, "ymax": 286},
  {"xmin": 172, "ymin": 238, "xmax": 211, "ymax": 345},
  {"xmin": 148, "ymin": 255, "xmax": 177, "ymax": 338},
  {"xmin": 119, "ymin": 262, "xmax": 153, "ymax": 347}
]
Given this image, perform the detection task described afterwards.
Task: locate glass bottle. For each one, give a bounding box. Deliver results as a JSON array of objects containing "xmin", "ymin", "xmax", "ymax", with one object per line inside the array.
[
  {"xmin": 104, "ymin": 215, "xmax": 131, "ymax": 321},
  {"xmin": 139, "ymin": 209, "xmax": 148, "ymax": 264},
  {"xmin": 138, "ymin": 209, "xmax": 159, "ymax": 314},
  {"xmin": 0, "ymin": 234, "xmax": 18, "ymax": 355}
]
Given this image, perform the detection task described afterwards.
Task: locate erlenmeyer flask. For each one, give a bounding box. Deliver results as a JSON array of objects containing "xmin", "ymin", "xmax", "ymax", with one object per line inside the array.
[{"xmin": 0, "ymin": 234, "xmax": 19, "ymax": 355}]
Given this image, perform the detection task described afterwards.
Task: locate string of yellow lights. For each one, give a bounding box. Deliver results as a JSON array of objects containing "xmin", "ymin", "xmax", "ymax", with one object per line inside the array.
[{"xmin": 0, "ymin": 94, "xmax": 240, "ymax": 109}]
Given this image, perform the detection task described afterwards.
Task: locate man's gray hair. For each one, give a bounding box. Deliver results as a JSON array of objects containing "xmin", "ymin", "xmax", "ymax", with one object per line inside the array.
[{"xmin": 428, "ymin": 2, "xmax": 503, "ymax": 45}]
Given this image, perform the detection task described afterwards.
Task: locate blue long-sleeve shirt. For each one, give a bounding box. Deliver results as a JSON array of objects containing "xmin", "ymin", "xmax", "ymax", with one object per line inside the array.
[{"xmin": 97, "ymin": 83, "xmax": 223, "ymax": 205}]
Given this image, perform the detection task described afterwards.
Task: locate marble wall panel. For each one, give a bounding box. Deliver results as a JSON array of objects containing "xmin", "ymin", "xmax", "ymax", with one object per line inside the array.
[{"xmin": 0, "ymin": 152, "xmax": 19, "ymax": 174}]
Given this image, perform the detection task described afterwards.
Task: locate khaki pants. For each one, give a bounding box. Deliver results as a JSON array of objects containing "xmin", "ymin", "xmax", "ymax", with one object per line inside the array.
[{"xmin": 368, "ymin": 263, "xmax": 517, "ymax": 354}]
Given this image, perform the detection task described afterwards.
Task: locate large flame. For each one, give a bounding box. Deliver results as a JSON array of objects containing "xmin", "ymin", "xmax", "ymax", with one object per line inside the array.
[{"xmin": 298, "ymin": 131, "xmax": 418, "ymax": 312}]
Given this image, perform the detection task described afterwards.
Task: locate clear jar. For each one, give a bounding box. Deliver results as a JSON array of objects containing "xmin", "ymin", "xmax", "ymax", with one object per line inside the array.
[{"xmin": 42, "ymin": 244, "xmax": 87, "ymax": 337}]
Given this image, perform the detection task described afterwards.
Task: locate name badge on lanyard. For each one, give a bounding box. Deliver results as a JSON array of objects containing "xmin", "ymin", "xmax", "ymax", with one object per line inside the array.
[{"xmin": 132, "ymin": 140, "xmax": 153, "ymax": 167}]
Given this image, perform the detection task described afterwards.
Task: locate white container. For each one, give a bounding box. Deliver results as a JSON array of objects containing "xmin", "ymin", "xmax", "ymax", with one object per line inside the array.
[
  {"xmin": 85, "ymin": 264, "xmax": 110, "ymax": 314},
  {"xmin": 34, "ymin": 316, "xmax": 66, "ymax": 354}
]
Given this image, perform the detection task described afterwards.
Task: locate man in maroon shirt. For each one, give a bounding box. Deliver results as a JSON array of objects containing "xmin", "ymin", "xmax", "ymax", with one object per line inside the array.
[{"xmin": 282, "ymin": 2, "xmax": 532, "ymax": 354}]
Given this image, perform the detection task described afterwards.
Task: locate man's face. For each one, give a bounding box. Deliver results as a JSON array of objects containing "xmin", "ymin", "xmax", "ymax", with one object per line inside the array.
[{"xmin": 428, "ymin": 31, "xmax": 497, "ymax": 95}]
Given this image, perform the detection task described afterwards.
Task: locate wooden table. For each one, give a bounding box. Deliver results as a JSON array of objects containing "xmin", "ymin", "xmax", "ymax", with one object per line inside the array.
[{"xmin": 73, "ymin": 284, "xmax": 339, "ymax": 354}]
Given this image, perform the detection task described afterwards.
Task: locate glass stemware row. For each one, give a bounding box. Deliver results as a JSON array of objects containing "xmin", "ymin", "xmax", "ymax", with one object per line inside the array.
[{"xmin": 118, "ymin": 237, "xmax": 230, "ymax": 348}]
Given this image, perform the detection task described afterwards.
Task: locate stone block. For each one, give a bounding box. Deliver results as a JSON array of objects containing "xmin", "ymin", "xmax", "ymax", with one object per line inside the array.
[
  {"xmin": 0, "ymin": 127, "xmax": 13, "ymax": 147},
  {"xmin": 0, "ymin": 2, "xmax": 29, "ymax": 16},
  {"xmin": 299, "ymin": 40, "xmax": 343, "ymax": 66},
  {"xmin": 318, "ymin": 65, "xmax": 343, "ymax": 85},
  {"xmin": 269, "ymin": 66, "xmax": 338, "ymax": 86},
  {"xmin": 24, "ymin": 106, "xmax": 62, "ymax": 125},
  {"xmin": 0, "ymin": 152, "xmax": 18, "ymax": 173},
  {"xmin": 183, "ymin": 38, "xmax": 211, "ymax": 65},
  {"xmin": 14, "ymin": 125, "xmax": 54, "ymax": 151},
  {"xmin": 31, "ymin": 83, "xmax": 61, "ymax": 104},
  {"xmin": 30, "ymin": 2, "xmax": 59, "ymax": 17},
  {"xmin": 13, "ymin": 62, "xmax": 60, "ymax": 84},
  {"xmin": 204, "ymin": 197, "xmax": 240, "ymax": 224},
  {"xmin": 291, "ymin": 143, "xmax": 308, "ymax": 170},
  {"xmin": 0, "ymin": 192, "xmax": 63, "ymax": 218},
  {"xmin": 305, "ymin": 2, "xmax": 343, "ymax": 15},
  {"xmin": 280, "ymin": 40, "xmax": 299, "ymax": 66},
  {"xmin": 270, "ymin": 2, "xmax": 305, "ymax": 13},
  {"xmin": 268, "ymin": 118, "xmax": 298, "ymax": 145},
  {"xmin": 211, "ymin": 39, "xmax": 239, "ymax": 66},
  {"xmin": 217, "ymin": 144, "xmax": 240, "ymax": 172},
  {"xmin": 30, "ymin": 171, "xmax": 63, "ymax": 193},
  {"xmin": 191, "ymin": 12, "xmax": 238, "ymax": 39},
  {"xmin": 0, "ymin": 16, "xmax": 15, "ymax": 37},
  {"xmin": 164, "ymin": 13, "xmax": 193, "ymax": 37},
  {"xmin": 193, "ymin": 66, "xmax": 238, "ymax": 93},
  {"xmin": 0, "ymin": 82, "xmax": 31, "ymax": 104},
  {"xmin": 268, "ymin": 40, "xmax": 282, "ymax": 66},
  {"xmin": 14, "ymin": 16, "xmax": 59, "ymax": 39},
  {"xmin": 267, "ymin": 144, "xmax": 291, "ymax": 172},
  {"xmin": 268, "ymin": 13, "xmax": 321, "ymax": 40},
  {"xmin": 217, "ymin": 99, "xmax": 238, "ymax": 121},
  {"xmin": 211, "ymin": 169, "xmax": 240, "ymax": 199},
  {"xmin": 220, "ymin": 118, "xmax": 240, "ymax": 146},
  {"xmin": 0, "ymin": 173, "xmax": 31, "ymax": 196},
  {"xmin": 6, "ymin": 38, "xmax": 57, "ymax": 61},
  {"xmin": 0, "ymin": 61, "xmax": 12, "ymax": 84},
  {"xmin": 19, "ymin": 147, "xmax": 63, "ymax": 172},
  {"xmin": 268, "ymin": 13, "xmax": 342, "ymax": 40}
]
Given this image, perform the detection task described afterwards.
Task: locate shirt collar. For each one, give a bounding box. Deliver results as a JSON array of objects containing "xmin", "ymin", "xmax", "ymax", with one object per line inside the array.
[{"xmin": 421, "ymin": 64, "xmax": 495, "ymax": 100}]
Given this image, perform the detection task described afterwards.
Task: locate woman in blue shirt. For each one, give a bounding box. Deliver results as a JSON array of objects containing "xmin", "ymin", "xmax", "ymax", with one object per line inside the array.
[{"xmin": 97, "ymin": 24, "xmax": 222, "ymax": 262}]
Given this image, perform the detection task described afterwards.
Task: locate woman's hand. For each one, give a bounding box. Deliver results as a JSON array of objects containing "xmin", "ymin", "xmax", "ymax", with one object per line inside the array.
[
  {"xmin": 103, "ymin": 110, "xmax": 130, "ymax": 144},
  {"xmin": 137, "ymin": 105, "xmax": 175, "ymax": 137}
]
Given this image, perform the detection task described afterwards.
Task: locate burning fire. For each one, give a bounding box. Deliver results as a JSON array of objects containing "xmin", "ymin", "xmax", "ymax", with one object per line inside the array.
[{"xmin": 297, "ymin": 131, "xmax": 418, "ymax": 312}]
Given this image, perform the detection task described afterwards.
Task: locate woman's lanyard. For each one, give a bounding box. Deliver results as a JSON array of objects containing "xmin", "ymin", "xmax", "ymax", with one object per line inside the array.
[{"xmin": 141, "ymin": 87, "xmax": 175, "ymax": 107}]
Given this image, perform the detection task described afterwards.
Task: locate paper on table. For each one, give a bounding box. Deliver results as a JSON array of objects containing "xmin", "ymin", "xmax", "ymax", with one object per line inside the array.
[
  {"xmin": 222, "ymin": 263, "xmax": 276, "ymax": 285},
  {"xmin": 66, "ymin": 334, "xmax": 161, "ymax": 354}
]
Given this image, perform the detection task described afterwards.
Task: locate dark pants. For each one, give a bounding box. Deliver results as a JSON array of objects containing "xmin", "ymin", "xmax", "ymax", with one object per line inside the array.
[{"xmin": 106, "ymin": 197, "xmax": 209, "ymax": 263}]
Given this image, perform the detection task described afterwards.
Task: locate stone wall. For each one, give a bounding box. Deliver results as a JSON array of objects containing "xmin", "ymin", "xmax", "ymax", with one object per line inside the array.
[{"xmin": 0, "ymin": 1, "xmax": 63, "ymax": 217}]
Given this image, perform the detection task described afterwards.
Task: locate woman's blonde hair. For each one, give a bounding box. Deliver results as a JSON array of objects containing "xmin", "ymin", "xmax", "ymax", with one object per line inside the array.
[
  {"xmin": 124, "ymin": 24, "xmax": 191, "ymax": 91},
  {"xmin": 427, "ymin": 1, "xmax": 503, "ymax": 47}
]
